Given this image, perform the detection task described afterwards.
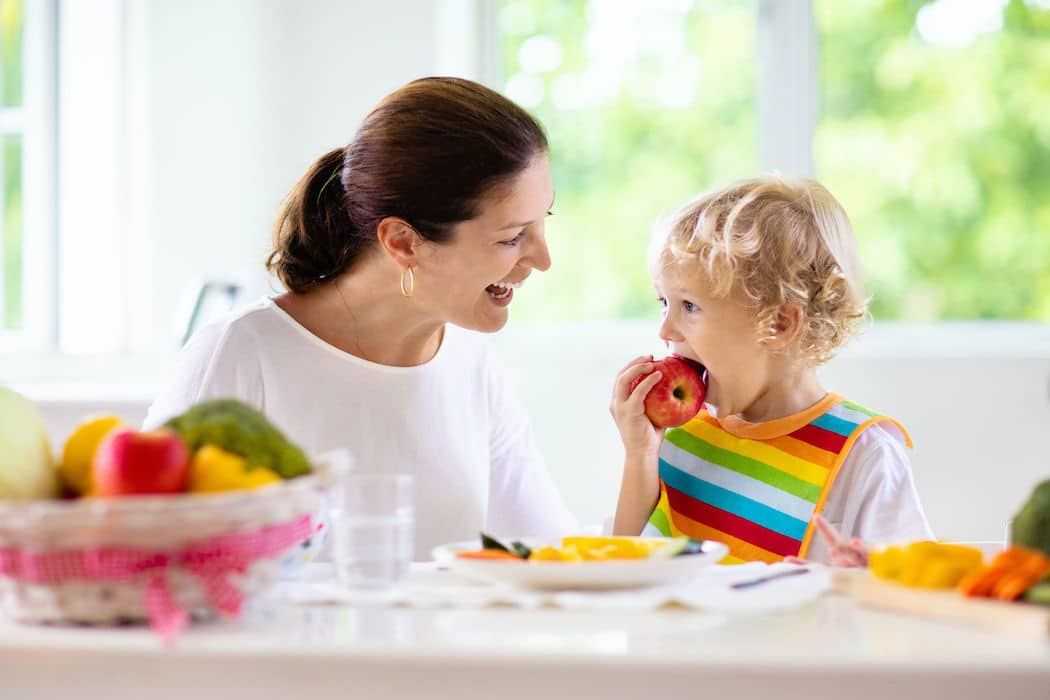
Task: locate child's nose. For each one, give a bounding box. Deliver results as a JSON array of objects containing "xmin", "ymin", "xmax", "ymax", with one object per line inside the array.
[{"xmin": 658, "ymin": 315, "xmax": 683, "ymax": 343}]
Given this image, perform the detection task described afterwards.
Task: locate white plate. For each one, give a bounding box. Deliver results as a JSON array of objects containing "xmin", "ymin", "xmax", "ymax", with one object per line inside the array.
[{"xmin": 431, "ymin": 538, "xmax": 729, "ymax": 591}]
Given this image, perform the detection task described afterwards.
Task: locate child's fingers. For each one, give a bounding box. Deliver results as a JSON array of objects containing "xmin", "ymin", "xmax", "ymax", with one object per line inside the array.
[
  {"xmin": 612, "ymin": 362, "xmax": 656, "ymax": 403},
  {"xmin": 813, "ymin": 514, "xmax": 845, "ymax": 550},
  {"xmin": 625, "ymin": 371, "xmax": 662, "ymax": 409},
  {"xmin": 616, "ymin": 355, "xmax": 654, "ymax": 375},
  {"xmin": 830, "ymin": 553, "xmax": 866, "ymax": 568}
]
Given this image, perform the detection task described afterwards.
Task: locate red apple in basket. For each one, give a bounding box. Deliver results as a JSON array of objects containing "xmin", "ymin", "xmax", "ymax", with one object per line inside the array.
[
  {"xmin": 91, "ymin": 427, "xmax": 190, "ymax": 496},
  {"xmin": 629, "ymin": 356, "xmax": 707, "ymax": 429}
]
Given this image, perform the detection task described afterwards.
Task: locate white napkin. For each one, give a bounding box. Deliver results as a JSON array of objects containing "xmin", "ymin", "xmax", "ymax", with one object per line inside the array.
[{"xmin": 273, "ymin": 561, "xmax": 831, "ymax": 615}]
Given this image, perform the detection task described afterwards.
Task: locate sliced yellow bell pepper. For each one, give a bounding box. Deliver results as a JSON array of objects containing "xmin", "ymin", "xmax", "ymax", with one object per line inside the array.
[
  {"xmin": 561, "ymin": 536, "xmax": 670, "ymax": 560},
  {"xmin": 188, "ymin": 444, "xmax": 281, "ymax": 493},
  {"xmin": 869, "ymin": 541, "xmax": 984, "ymax": 589}
]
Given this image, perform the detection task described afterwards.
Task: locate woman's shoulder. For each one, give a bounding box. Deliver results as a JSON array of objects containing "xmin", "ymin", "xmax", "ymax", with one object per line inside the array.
[
  {"xmin": 144, "ymin": 299, "xmax": 279, "ymax": 428},
  {"xmin": 184, "ymin": 297, "xmax": 289, "ymax": 351}
]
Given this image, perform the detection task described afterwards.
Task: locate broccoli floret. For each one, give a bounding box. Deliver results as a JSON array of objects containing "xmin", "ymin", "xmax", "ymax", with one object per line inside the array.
[
  {"xmin": 165, "ymin": 399, "xmax": 310, "ymax": 479},
  {"xmin": 1010, "ymin": 479, "xmax": 1050, "ymax": 558}
]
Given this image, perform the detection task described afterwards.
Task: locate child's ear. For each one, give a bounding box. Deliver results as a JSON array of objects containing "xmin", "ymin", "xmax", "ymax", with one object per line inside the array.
[{"xmin": 764, "ymin": 302, "xmax": 805, "ymax": 350}]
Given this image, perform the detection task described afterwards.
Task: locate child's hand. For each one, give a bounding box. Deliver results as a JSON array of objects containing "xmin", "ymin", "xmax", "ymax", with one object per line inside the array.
[
  {"xmin": 609, "ymin": 355, "xmax": 666, "ymax": 459},
  {"xmin": 786, "ymin": 514, "xmax": 869, "ymax": 568}
]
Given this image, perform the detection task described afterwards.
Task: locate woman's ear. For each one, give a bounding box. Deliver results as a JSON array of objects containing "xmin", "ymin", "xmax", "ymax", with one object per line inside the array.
[
  {"xmin": 376, "ymin": 216, "xmax": 422, "ymax": 269},
  {"xmin": 765, "ymin": 302, "xmax": 805, "ymax": 350}
]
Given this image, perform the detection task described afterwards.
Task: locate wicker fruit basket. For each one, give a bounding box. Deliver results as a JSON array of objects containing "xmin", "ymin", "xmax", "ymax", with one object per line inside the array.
[{"xmin": 0, "ymin": 449, "xmax": 347, "ymax": 640}]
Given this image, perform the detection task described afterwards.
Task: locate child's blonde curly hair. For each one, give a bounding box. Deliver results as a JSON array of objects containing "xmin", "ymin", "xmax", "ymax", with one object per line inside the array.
[{"xmin": 657, "ymin": 175, "xmax": 867, "ymax": 366}]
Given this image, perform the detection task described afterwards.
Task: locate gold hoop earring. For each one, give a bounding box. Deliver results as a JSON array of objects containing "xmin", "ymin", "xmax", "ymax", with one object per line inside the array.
[{"xmin": 400, "ymin": 267, "xmax": 415, "ymax": 297}]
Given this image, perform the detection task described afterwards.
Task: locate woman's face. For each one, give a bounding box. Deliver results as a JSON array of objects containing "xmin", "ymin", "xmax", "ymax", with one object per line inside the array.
[{"xmin": 413, "ymin": 153, "xmax": 555, "ymax": 333}]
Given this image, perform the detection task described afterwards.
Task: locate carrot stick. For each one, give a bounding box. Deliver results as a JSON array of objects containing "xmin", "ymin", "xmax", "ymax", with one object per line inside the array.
[
  {"xmin": 958, "ymin": 566, "xmax": 1011, "ymax": 597},
  {"xmin": 455, "ymin": 549, "xmax": 524, "ymax": 561}
]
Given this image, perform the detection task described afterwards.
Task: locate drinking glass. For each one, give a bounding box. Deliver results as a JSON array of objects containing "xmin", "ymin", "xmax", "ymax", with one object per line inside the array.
[{"xmin": 328, "ymin": 473, "xmax": 414, "ymax": 590}]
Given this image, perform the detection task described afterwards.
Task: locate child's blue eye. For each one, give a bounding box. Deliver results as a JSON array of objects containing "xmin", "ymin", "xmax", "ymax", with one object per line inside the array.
[
  {"xmin": 499, "ymin": 231, "xmax": 525, "ymax": 246},
  {"xmin": 657, "ymin": 297, "xmax": 668, "ymax": 308},
  {"xmin": 683, "ymin": 301, "xmax": 698, "ymax": 313}
]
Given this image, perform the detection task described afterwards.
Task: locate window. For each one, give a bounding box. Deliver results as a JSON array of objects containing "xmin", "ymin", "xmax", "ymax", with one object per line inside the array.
[
  {"xmin": 0, "ymin": 0, "xmax": 55, "ymax": 350},
  {"xmin": 500, "ymin": 0, "xmax": 1050, "ymax": 321},
  {"xmin": 816, "ymin": 0, "xmax": 1050, "ymax": 320},
  {"xmin": 499, "ymin": 0, "xmax": 756, "ymax": 321},
  {"xmin": 0, "ymin": 0, "xmax": 25, "ymax": 334}
]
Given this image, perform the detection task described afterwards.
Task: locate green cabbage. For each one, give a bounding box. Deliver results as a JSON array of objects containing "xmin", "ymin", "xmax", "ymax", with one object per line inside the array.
[
  {"xmin": 1010, "ymin": 479, "xmax": 1050, "ymax": 557},
  {"xmin": 0, "ymin": 387, "xmax": 59, "ymax": 500},
  {"xmin": 165, "ymin": 399, "xmax": 310, "ymax": 479}
]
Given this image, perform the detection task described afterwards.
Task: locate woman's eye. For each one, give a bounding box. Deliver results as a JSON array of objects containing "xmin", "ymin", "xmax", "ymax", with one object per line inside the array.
[{"xmin": 499, "ymin": 231, "xmax": 526, "ymax": 246}]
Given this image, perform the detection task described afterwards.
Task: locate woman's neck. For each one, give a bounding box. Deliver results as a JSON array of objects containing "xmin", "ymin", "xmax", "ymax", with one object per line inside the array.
[{"xmin": 276, "ymin": 263, "xmax": 444, "ymax": 367}]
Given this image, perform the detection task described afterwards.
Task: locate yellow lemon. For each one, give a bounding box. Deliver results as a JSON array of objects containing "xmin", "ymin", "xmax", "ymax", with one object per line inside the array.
[{"xmin": 60, "ymin": 415, "xmax": 123, "ymax": 495}]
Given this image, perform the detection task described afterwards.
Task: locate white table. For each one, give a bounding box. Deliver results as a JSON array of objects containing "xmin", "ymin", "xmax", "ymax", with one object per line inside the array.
[{"xmin": 2, "ymin": 569, "xmax": 1048, "ymax": 700}]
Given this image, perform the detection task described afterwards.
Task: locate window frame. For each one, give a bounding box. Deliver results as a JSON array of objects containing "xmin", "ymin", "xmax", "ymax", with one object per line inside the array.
[{"xmin": 0, "ymin": 0, "xmax": 57, "ymax": 351}]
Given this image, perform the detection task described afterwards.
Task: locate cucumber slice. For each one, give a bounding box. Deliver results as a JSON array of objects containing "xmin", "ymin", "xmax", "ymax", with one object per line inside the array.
[
  {"xmin": 677, "ymin": 538, "xmax": 709, "ymax": 556},
  {"xmin": 648, "ymin": 536, "xmax": 691, "ymax": 559},
  {"xmin": 479, "ymin": 532, "xmax": 531, "ymax": 559}
]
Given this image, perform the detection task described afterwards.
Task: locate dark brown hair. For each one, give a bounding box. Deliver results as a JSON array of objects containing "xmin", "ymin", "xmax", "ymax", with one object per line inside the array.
[{"xmin": 266, "ymin": 77, "xmax": 549, "ymax": 293}]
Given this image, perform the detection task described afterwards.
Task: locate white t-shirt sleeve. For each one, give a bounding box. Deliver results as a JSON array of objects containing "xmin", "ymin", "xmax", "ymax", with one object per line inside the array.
[
  {"xmin": 142, "ymin": 319, "xmax": 263, "ymax": 430},
  {"xmin": 483, "ymin": 351, "xmax": 578, "ymax": 539},
  {"xmin": 808, "ymin": 423, "xmax": 935, "ymax": 563}
]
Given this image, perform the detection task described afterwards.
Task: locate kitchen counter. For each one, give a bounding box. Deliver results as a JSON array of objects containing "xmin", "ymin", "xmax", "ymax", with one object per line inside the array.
[{"xmin": 2, "ymin": 571, "xmax": 1047, "ymax": 700}]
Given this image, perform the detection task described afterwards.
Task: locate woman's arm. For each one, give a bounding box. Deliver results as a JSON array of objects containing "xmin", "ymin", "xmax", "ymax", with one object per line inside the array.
[{"xmin": 484, "ymin": 351, "xmax": 577, "ymax": 538}]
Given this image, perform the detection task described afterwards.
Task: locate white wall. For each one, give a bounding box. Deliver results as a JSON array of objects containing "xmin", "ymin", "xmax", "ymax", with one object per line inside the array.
[
  {"xmin": 56, "ymin": 0, "xmax": 475, "ymax": 353},
  {"xmin": 141, "ymin": 0, "xmax": 453, "ymax": 351}
]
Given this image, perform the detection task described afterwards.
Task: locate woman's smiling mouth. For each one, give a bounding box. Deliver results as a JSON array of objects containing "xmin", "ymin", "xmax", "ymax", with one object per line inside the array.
[{"xmin": 486, "ymin": 279, "xmax": 524, "ymax": 304}]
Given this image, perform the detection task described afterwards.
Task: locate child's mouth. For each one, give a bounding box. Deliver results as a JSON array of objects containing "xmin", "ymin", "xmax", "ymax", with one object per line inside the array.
[{"xmin": 673, "ymin": 355, "xmax": 707, "ymax": 383}]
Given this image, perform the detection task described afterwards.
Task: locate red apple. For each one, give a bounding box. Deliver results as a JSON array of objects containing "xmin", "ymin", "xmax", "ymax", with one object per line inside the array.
[
  {"xmin": 91, "ymin": 428, "xmax": 190, "ymax": 496},
  {"xmin": 630, "ymin": 356, "xmax": 707, "ymax": 429}
]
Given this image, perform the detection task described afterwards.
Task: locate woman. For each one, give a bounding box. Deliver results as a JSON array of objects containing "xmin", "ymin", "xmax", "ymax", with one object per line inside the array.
[{"xmin": 145, "ymin": 77, "xmax": 577, "ymax": 557}]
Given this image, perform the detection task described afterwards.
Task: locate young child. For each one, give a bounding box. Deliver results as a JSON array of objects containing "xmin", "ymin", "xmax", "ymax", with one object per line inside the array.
[{"xmin": 611, "ymin": 175, "xmax": 933, "ymax": 565}]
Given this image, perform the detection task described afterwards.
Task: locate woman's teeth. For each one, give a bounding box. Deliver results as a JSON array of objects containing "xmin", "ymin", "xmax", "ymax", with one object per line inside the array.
[
  {"xmin": 488, "ymin": 287, "xmax": 511, "ymax": 299},
  {"xmin": 486, "ymin": 280, "xmax": 522, "ymax": 299}
]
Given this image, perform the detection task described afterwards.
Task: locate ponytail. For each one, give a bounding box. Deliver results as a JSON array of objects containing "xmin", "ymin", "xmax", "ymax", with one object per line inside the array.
[{"xmin": 266, "ymin": 147, "xmax": 361, "ymax": 293}]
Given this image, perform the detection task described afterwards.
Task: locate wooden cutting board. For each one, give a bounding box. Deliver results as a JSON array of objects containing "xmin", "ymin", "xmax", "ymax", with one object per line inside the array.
[{"xmin": 833, "ymin": 569, "xmax": 1050, "ymax": 638}]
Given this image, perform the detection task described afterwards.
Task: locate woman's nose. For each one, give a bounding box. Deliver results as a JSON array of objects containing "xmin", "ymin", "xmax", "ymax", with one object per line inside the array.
[{"xmin": 526, "ymin": 231, "xmax": 551, "ymax": 272}]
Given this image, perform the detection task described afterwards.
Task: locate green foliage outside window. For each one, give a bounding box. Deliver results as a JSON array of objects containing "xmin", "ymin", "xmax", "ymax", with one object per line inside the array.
[
  {"xmin": 1, "ymin": 0, "xmax": 22, "ymax": 331},
  {"xmin": 817, "ymin": 0, "xmax": 1050, "ymax": 319},
  {"xmin": 501, "ymin": 0, "xmax": 1050, "ymax": 321},
  {"xmin": 499, "ymin": 0, "xmax": 756, "ymax": 322}
]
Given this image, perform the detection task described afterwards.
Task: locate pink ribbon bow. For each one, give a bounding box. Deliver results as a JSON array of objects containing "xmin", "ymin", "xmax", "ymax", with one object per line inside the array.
[{"xmin": 0, "ymin": 514, "xmax": 313, "ymax": 644}]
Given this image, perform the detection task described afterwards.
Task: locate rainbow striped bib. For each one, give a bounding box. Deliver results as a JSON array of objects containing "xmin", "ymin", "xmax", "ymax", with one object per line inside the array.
[{"xmin": 643, "ymin": 393, "xmax": 911, "ymax": 564}]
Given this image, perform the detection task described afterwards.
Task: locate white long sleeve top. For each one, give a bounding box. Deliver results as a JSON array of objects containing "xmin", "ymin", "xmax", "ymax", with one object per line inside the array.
[{"xmin": 144, "ymin": 298, "xmax": 578, "ymax": 559}]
